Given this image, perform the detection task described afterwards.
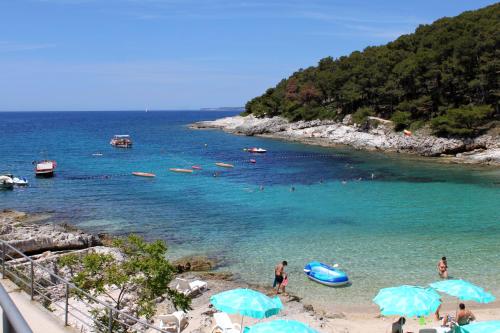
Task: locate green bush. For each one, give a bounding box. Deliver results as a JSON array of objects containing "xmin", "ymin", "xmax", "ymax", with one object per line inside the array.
[
  {"xmin": 352, "ymin": 107, "xmax": 375, "ymax": 125},
  {"xmin": 431, "ymin": 105, "xmax": 493, "ymax": 137},
  {"xmin": 391, "ymin": 111, "xmax": 412, "ymax": 131}
]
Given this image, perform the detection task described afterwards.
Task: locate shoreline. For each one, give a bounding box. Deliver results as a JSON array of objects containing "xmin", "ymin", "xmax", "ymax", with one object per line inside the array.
[
  {"xmin": 2, "ymin": 209, "xmax": 499, "ymax": 332},
  {"xmin": 189, "ymin": 115, "xmax": 500, "ymax": 166}
]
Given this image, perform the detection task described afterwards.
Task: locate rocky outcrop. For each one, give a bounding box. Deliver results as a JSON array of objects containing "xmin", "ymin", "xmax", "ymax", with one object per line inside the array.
[
  {"xmin": 0, "ymin": 210, "xmax": 102, "ymax": 257},
  {"xmin": 190, "ymin": 115, "xmax": 500, "ymax": 165}
]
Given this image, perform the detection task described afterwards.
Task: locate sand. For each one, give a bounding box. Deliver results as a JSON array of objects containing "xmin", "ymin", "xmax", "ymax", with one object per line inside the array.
[{"xmin": 154, "ymin": 274, "xmax": 500, "ymax": 333}]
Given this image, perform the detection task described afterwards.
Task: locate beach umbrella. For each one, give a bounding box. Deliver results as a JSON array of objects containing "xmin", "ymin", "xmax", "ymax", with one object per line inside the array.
[
  {"xmin": 210, "ymin": 288, "xmax": 282, "ymax": 319},
  {"xmin": 373, "ymin": 285, "xmax": 441, "ymax": 317},
  {"xmin": 429, "ymin": 280, "xmax": 496, "ymax": 303},
  {"xmin": 211, "ymin": 288, "xmax": 282, "ymax": 333},
  {"xmin": 242, "ymin": 319, "xmax": 320, "ymax": 333},
  {"xmin": 459, "ymin": 320, "xmax": 500, "ymax": 333}
]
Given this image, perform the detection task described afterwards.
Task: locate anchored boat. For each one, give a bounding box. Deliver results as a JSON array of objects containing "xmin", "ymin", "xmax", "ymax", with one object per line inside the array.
[
  {"xmin": 132, "ymin": 172, "xmax": 156, "ymax": 177},
  {"xmin": 246, "ymin": 147, "xmax": 267, "ymax": 153},
  {"xmin": 4, "ymin": 174, "xmax": 28, "ymax": 186},
  {"xmin": 0, "ymin": 175, "xmax": 14, "ymax": 190},
  {"xmin": 34, "ymin": 160, "xmax": 57, "ymax": 177},
  {"xmin": 110, "ymin": 135, "xmax": 133, "ymax": 148},
  {"xmin": 215, "ymin": 162, "xmax": 234, "ymax": 168},
  {"xmin": 169, "ymin": 168, "xmax": 193, "ymax": 173},
  {"xmin": 304, "ymin": 262, "xmax": 349, "ymax": 287}
]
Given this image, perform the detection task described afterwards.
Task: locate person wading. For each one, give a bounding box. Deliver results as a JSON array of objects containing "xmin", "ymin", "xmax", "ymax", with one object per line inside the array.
[{"xmin": 273, "ymin": 261, "xmax": 287, "ymax": 294}]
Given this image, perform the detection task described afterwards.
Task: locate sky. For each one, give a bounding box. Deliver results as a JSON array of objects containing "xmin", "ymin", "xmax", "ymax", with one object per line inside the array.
[{"xmin": 0, "ymin": 0, "xmax": 497, "ymax": 111}]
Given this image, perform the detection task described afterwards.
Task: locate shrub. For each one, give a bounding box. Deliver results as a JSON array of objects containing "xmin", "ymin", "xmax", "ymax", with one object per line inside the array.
[
  {"xmin": 391, "ymin": 111, "xmax": 412, "ymax": 131},
  {"xmin": 431, "ymin": 105, "xmax": 493, "ymax": 137},
  {"xmin": 352, "ymin": 107, "xmax": 375, "ymax": 125}
]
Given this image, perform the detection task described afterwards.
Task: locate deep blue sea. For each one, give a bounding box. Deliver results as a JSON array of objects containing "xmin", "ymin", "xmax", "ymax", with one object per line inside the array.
[{"xmin": 1, "ymin": 111, "xmax": 499, "ymax": 308}]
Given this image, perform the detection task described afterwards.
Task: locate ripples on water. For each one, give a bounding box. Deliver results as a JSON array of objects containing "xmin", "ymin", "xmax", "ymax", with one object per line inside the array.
[{"xmin": 1, "ymin": 111, "xmax": 499, "ymax": 307}]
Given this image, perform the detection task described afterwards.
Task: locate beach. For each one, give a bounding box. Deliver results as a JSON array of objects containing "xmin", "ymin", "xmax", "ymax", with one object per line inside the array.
[{"xmin": 1, "ymin": 209, "xmax": 499, "ymax": 333}]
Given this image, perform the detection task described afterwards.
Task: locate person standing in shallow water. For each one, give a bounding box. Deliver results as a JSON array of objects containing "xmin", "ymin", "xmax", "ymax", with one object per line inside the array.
[
  {"xmin": 273, "ymin": 261, "xmax": 287, "ymax": 293},
  {"xmin": 437, "ymin": 256, "xmax": 448, "ymax": 279}
]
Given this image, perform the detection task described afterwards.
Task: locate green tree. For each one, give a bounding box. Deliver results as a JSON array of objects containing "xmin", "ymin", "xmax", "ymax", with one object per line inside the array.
[{"xmin": 61, "ymin": 235, "xmax": 191, "ymax": 332}]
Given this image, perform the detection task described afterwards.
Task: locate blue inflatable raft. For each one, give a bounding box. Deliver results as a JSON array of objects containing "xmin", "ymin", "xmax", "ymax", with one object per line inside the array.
[{"xmin": 304, "ymin": 261, "xmax": 349, "ymax": 287}]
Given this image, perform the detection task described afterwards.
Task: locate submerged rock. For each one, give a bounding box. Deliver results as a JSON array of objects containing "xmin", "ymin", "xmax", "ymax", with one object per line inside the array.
[{"xmin": 173, "ymin": 255, "xmax": 218, "ymax": 272}]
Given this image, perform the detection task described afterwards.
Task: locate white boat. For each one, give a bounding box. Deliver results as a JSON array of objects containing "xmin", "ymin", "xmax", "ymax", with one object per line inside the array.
[
  {"xmin": 247, "ymin": 147, "xmax": 267, "ymax": 153},
  {"xmin": 35, "ymin": 160, "xmax": 57, "ymax": 177},
  {"xmin": 0, "ymin": 175, "xmax": 14, "ymax": 190},
  {"xmin": 4, "ymin": 174, "xmax": 29, "ymax": 186}
]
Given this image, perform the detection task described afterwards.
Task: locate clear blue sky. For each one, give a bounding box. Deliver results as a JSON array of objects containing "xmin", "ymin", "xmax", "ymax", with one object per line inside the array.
[{"xmin": 0, "ymin": 0, "xmax": 496, "ymax": 111}]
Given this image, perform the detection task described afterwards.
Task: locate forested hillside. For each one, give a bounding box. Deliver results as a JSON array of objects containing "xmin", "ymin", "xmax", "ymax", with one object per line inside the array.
[{"xmin": 245, "ymin": 4, "xmax": 499, "ymax": 137}]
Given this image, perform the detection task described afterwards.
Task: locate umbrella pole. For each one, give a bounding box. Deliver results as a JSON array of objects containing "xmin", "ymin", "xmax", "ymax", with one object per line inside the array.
[{"xmin": 240, "ymin": 316, "xmax": 244, "ymax": 333}]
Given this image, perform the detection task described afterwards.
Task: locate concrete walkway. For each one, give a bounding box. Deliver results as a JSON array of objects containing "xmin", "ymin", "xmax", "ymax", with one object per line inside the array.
[{"xmin": 0, "ymin": 278, "xmax": 77, "ymax": 333}]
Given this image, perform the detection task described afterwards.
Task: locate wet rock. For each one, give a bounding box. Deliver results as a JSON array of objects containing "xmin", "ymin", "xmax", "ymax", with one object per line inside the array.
[{"xmin": 173, "ymin": 255, "xmax": 217, "ymax": 272}]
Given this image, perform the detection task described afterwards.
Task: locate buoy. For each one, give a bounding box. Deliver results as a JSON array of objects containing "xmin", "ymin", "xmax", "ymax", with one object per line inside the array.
[
  {"xmin": 403, "ymin": 129, "xmax": 412, "ymax": 136},
  {"xmin": 192, "ymin": 165, "xmax": 202, "ymax": 170},
  {"xmin": 250, "ymin": 159, "xmax": 256, "ymax": 164}
]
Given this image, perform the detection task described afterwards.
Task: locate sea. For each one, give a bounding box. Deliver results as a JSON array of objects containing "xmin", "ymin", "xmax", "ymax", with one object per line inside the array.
[{"xmin": 1, "ymin": 111, "xmax": 499, "ymax": 309}]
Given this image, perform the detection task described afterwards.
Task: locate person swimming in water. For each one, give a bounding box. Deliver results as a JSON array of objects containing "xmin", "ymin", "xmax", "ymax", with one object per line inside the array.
[{"xmin": 437, "ymin": 256, "xmax": 448, "ymax": 279}]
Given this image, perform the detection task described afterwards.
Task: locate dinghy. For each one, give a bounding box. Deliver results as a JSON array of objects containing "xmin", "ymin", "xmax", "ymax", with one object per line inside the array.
[
  {"xmin": 4, "ymin": 174, "xmax": 28, "ymax": 186},
  {"xmin": 191, "ymin": 165, "xmax": 202, "ymax": 170},
  {"xmin": 304, "ymin": 261, "xmax": 349, "ymax": 287},
  {"xmin": 215, "ymin": 162, "xmax": 234, "ymax": 168},
  {"xmin": 169, "ymin": 168, "xmax": 193, "ymax": 173},
  {"xmin": 249, "ymin": 159, "xmax": 256, "ymax": 164},
  {"xmin": 132, "ymin": 172, "xmax": 156, "ymax": 177}
]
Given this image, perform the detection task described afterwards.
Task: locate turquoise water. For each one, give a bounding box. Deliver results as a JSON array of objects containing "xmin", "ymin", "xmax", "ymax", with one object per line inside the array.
[{"xmin": 1, "ymin": 111, "xmax": 499, "ymax": 308}]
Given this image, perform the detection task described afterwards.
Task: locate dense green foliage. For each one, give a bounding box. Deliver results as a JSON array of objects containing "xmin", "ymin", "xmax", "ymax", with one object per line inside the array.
[
  {"xmin": 60, "ymin": 235, "xmax": 191, "ymax": 332},
  {"xmin": 245, "ymin": 4, "xmax": 499, "ymax": 137}
]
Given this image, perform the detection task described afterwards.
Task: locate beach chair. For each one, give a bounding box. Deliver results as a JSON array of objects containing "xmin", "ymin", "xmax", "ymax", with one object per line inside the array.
[
  {"xmin": 174, "ymin": 277, "xmax": 208, "ymax": 297},
  {"xmin": 157, "ymin": 311, "xmax": 188, "ymax": 333},
  {"xmin": 212, "ymin": 312, "xmax": 241, "ymax": 333}
]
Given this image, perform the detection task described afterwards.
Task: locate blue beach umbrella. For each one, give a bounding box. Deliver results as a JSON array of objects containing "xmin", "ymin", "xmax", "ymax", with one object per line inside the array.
[
  {"xmin": 459, "ymin": 320, "xmax": 500, "ymax": 333},
  {"xmin": 210, "ymin": 288, "xmax": 282, "ymax": 319},
  {"xmin": 243, "ymin": 319, "xmax": 320, "ymax": 333},
  {"xmin": 373, "ymin": 285, "xmax": 441, "ymax": 317},
  {"xmin": 429, "ymin": 280, "xmax": 496, "ymax": 303}
]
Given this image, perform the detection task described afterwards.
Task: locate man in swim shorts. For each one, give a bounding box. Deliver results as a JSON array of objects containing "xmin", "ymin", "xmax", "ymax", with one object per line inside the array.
[
  {"xmin": 273, "ymin": 261, "xmax": 287, "ymax": 293},
  {"xmin": 437, "ymin": 256, "xmax": 448, "ymax": 279}
]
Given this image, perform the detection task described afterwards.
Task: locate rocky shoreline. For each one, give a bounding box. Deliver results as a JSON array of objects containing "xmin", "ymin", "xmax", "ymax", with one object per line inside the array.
[
  {"xmin": 190, "ymin": 115, "xmax": 500, "ymax": 166},
  {"xmin": 0, "ymin": 210, "xmax": 335, "ymax": 332}
]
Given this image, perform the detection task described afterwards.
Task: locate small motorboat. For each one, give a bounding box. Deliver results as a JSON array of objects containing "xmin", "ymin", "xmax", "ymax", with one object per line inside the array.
[
  {"xmin": 304, "ymin": 261, "xmax": 349, "ymax": 287},
  {"xmin": 249, "ymin": 159, "xmax": 256, "ymax": 164},
  {"xmin": 34, "ymin": 160, "xmax": 57, "ymax": 177},
  {"xmin": 110, "ymin": 135, "xmax": 133, "ymax": 148},
  {"xmin": 192, "ymin": 165, "xmax": 202, "ymax": 170},
  {"xmin": 92, "ymin": 153, "xmax": 103, "ymax": 156},
  {"xmin": 4, "ymin": 174, "xmax": 28, "ymax": 186},
  {"xmin": 132, "ymin": 172, "xmax": 156, "ymax": 177},
  {"xmin": 215, "ymin": 162, "xmax": 234, "ymax": 168},
  {"xmin": 0, "ymin": 175, "xmax": 14, "ymax": 190},
  {"xmin": 169, "ymin": 168, "xmax": 193, "ymax": 173},
  {"xmin": 247, "ymin": 147, "xmax": 267, "ymax": 153}
]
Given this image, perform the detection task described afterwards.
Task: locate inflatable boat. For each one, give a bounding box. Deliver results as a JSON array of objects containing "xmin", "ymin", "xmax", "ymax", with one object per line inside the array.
[{"xmin": 304, "ymin": 262, "xmax": 349, "ymax": 287}]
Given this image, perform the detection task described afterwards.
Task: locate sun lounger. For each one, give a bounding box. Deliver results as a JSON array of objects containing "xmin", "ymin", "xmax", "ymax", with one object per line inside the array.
[
  {"xmin": 157, "ymin": 311, "xmax": 188, "ymax": 333},
  {"xmin": 174, "ymin": 277, "xmax": 208, "ymax": 297},
  {"xmin": 212, "ymin": 312, "xmax": 241, "ymax": 333}
]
